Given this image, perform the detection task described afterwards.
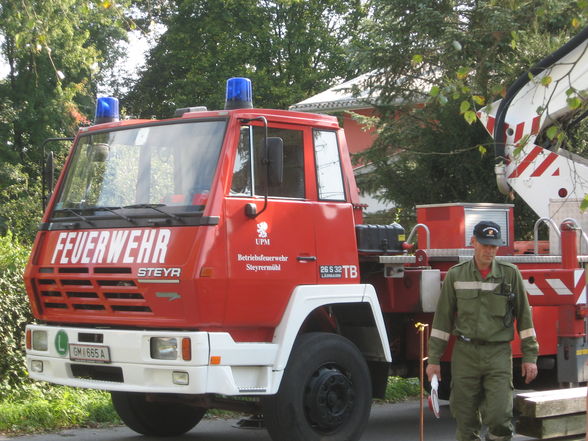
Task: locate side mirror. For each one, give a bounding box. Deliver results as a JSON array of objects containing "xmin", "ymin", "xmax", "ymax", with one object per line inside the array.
[
  {"xmin": 39, "ymin": 137, "xmax": 74, "ymax": 211},
  {"xmin": 42, "ymin": 151, "xmax": 55, "ymax": 210},
  {"xmin": 266, "ymin": 137, "xmax": 283, "ymax": 187}
]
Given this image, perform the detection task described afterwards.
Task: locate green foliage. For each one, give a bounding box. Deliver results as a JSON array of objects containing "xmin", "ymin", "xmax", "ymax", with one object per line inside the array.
[
  {"xmin": 125, "ymin": 0, "xmax": 366, "ymax": 117},
  {"xmin": 0, "ymin": 164, "xmax": 43, "ymax": 241},
  {"xmin": 0, "ymin": 233, "xmax": 33, "ymax": 396},
  {"xmin": 381, "ymin": 377, "xmax": 421, "ymax": 403},
  {"xmin": 0, "ymin": 387, "xmax": 120, "ymax": 434}
]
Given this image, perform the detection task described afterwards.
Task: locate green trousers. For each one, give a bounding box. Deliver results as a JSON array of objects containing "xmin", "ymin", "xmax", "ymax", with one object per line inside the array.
[{"xmin": 450, "ymin": 340, "xmax": 513, "ymax": 441}]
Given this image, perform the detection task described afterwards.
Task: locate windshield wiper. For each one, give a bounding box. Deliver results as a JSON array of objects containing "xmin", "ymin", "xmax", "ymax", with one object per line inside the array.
[
  {"xmin": 123, "ymin": 204, "xmax": 182, "ymax": 222},
  {"xmin": 53, "ymin": 208, "xmax": 95, "ymax": 226},
  {"xmin": 91, "ymin": 206, "xmax": 135, "ymax": 223}
]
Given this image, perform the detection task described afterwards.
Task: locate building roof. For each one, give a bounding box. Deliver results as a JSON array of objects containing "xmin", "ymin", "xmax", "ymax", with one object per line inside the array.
[{"xmin": 289, "ymin": 72, "xmax": 379, "ymax": 113}]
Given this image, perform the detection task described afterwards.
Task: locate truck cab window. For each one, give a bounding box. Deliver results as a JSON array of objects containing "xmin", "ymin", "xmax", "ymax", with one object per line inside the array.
[
  {"xmin": 313, "ymin": 130, "xmax": 345, "ymax": 201},
  {"xmin": 231, "ymin": 126, "xmax": 304, "ymax": 198}
]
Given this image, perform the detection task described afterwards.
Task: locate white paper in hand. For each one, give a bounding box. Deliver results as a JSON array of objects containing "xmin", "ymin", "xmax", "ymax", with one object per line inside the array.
[{"xmin": 428, "ymin": 374, "xmax": 440, "ymax": 418}]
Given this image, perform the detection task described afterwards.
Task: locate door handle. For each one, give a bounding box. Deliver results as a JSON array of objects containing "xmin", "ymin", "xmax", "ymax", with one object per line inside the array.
[{"xmin": 297, "ymin": 256, "xmax": 317, "ymax": 262}]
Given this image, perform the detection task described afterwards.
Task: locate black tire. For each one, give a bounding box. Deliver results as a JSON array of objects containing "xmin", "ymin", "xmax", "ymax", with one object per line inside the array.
[
  {"xmin": 262, "ymin": 332, "xmax": 372, "ymax": 441},
  {"xmin": 111, "ymin": 392, "xmax": 206, "ymax": 437}
]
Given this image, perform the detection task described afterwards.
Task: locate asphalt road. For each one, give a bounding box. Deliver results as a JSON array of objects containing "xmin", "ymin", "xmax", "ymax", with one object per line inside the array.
[{"xmin": 0, "ymin": 398, "xmax": 543, "ymax": 441}]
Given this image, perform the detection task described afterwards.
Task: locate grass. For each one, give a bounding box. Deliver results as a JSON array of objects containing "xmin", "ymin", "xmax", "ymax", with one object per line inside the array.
[
  {"xmin": 0, "ymin": 377, "xmax": 422, "ymax": 435},
  {"xmin": 0, "ymin": 386, "xmax": 120, "ymax": 435},
  {"xmin": 382, "ymin": 376, "xmax": 422, "ymax": 403}
]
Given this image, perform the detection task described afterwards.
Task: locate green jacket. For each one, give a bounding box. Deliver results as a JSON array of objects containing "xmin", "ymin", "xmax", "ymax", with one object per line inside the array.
[{"xmin": 428, "ymin": 258, "xmax": 539, "ymax": 365}]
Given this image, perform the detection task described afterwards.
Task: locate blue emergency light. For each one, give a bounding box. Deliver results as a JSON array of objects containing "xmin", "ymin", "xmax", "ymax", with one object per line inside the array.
[
  {"xmin": 225, "ymin": 77, "xmax": 253, "ymax": 110},
  {"xmin": 95, "ymin": 97, "xmax": 120, "ymax": 124}
]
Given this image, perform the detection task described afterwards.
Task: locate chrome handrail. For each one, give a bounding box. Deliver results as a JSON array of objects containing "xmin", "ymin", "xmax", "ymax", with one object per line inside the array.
[
  {"xmin": 533, "ymin": 217, "xmax": 560, "ymax": 255},
  {"xmin": 406, "ymin": 223, "xmax": 431, "ymax": 250}
]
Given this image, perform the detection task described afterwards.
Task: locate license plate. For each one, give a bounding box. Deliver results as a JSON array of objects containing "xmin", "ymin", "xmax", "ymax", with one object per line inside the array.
[{"xmin": 69, "ymin": 344, "xmax": 111, "ymax": 363}]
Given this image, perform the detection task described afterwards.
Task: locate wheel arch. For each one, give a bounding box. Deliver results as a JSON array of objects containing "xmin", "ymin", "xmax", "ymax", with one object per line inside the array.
[{"xmin": 270, "ymin": 284, "xmax": 391, "ymax": 395}]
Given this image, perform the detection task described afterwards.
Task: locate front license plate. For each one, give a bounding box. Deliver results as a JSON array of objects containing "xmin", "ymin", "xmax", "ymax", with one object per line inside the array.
[{"xmin": 69, "ymin": 344, "xmax": 111, "ymax": 363}]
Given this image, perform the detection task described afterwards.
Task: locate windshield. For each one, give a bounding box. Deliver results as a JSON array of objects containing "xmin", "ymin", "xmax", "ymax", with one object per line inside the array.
[{"xmin": 53, "ymin": 120, "xmax": 226, "ymax": 218}]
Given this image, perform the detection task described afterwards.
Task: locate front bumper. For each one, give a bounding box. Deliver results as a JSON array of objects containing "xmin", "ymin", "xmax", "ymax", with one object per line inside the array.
[{"xmin": 26, "ymin": 324, "xmax": 278, "ymax": 395}]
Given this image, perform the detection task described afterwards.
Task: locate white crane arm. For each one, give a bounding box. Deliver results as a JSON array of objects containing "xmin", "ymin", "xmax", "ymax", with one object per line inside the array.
[{"xmin": 478, "ymin": 27, "xmax": 588, "ymax": 218}]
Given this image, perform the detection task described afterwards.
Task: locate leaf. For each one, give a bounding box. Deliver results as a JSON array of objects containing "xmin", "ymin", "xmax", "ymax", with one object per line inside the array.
[
  {"xmin": 452, "ymin": 40, "xmax": 462, "ymax": 51},
  {"xmin": 567, "ymin": 96, "xmax": 582, "ymax": 110},
  {"xmin": 581, "ymin": 195, "xmax": 588, "ymax": 212},
  {"xmin": 517, "ymin": 134, "xmax": 531, "ymax": 150},
  {"xmin": 491, "ymin": 84, "xmax": 504, "ymax": 96},
  {"xmin": 472, "ymin": 95, "xmax": 485, "ymax": 106},
  {"xmin": 478, "ymin": 145, "xmax": 487, "ymax": 156},
  {"xmin": 546, "ymin": 126, "xmax": 559, "ymax": 140},
  {"xmin": 456, "ymin": 67, "xmax": 470, "ymax": 80},
  {"xmin": 572, "ymin": 17, "xmax": 581, "ymax": 28},
  {"xmin": 540, "ymin": 76, "xmax": 552, "ymax": 87},
  {"xmin": 460, "ymin": 100, "xmax": 471, "ymax": 113},
  {"xmin": 429, "ymin": 85, "xmax": 440, "ymax": 97},
  {"xmin": 411, "ymin": 54, "xmax": 423, "ymax": 65},
  {"xmin": 464, "ymin": 110, "xmax": 477, "ymax": 125}
]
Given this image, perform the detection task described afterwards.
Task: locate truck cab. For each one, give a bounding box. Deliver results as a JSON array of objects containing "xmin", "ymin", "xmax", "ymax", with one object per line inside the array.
[{"xmin": 28, "ymin": 104, "xmax": 363, "ymax": 339}]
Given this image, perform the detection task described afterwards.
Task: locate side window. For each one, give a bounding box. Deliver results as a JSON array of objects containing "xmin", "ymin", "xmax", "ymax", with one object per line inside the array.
[
  {"xmin": 230, "ymin": 125, "xmax": 305, "ymax": 199},
  {"xmin": 313, "ymin": 130, "xmax": 345, "ymax": 201}
]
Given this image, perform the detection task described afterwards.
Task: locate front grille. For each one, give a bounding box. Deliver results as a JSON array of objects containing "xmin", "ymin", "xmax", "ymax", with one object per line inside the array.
[
  {"xmin": 59, "ymin": 267, "xmax": 89, "ymax": 274},
  {"xmin": 62, "ymin": 279, "xmax": 92, "ymax": 286},
  {"xmin": 34, "ymin": 267, "xmax": 152, "ymax": 315}
]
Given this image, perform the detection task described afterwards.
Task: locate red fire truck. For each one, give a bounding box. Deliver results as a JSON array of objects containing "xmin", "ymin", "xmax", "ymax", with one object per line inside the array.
[{"xmin": 24, "ymin": 27, "xmax": 588, "ymax": 441}]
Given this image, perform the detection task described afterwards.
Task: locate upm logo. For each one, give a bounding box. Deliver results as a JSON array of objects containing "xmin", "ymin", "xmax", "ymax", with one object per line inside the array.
[
  {"xmin": 256, "ymin": 222, "xmax": 270, "ymax": 246},
  {"xmin": 50, "ymin": 229, "xmax": 171, "ymax": 265}
]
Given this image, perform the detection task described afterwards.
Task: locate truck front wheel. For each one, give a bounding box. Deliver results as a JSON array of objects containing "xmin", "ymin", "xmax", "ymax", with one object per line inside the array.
[
  {"xmin": 262, "ymin": 332, "xmax": 372, "ymax": 441},
  {"xmin": 111, "ymin": 392, "xmax": 206, "ymax": 437}
]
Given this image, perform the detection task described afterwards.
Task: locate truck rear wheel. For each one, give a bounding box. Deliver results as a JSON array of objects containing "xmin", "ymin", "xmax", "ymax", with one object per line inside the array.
[
  {"xmin": 262, "ymin": 332, "xmax": 372, "ymax": 441},
  {"xmin": 111, "ymin": 392, "xmax": 206, "ymax": 437}
]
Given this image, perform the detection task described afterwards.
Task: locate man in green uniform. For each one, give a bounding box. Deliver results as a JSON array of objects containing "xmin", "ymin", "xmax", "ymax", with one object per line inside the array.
[{"xmin": 426, "ymin": 221, "xmax": 539, "ymax": 441}]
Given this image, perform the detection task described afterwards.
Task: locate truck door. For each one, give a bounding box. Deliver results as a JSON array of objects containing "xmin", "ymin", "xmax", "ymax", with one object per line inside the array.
[
  {"xmin": 312, "ymin": 129, "xmax": 360, "ymax": 284},
  {"xmin": 224, "ymin": 124, "xmax": 316, "ymax": 330}
]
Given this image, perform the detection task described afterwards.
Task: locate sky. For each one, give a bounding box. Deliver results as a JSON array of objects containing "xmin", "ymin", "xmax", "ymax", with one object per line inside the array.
[
  {"xmin": 0, "ymin": 35, "xmax": 7, "ymax": 79},
  {"xmin": 97, "ymin": 29, "xmax": 152, "ymax": 95},
  {"xmin": 0, "ymin": 29, "xmax": 154, "ymax": 86}
]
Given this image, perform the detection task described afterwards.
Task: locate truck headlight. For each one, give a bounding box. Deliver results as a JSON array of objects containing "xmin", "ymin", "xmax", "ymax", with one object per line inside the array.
[
  {"xmin": 32, "ymin": 331, "xmax": 48, "ymax": 351},
  {"xmin": 150, "ymin": 337, "xmax": 178, "ymax": 360}
]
